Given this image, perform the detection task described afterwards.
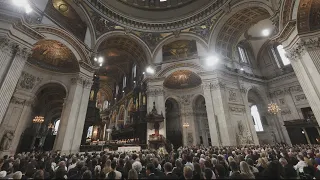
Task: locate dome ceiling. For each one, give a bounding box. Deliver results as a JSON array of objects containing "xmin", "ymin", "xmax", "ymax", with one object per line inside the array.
[
  {"xmin": 118, "ymin": 0, "xmax": 194, "ymax": 10},
  {"xmin": 28, "ymin": 40, "xmax": 79, "ymax": 73},
  {"xmin": 164, "ymin": 70, "xmax": 202, "ymax": 89},
  {"xmin": 85, "ymin": 0, "xmax": 230, "ymax": 32}
]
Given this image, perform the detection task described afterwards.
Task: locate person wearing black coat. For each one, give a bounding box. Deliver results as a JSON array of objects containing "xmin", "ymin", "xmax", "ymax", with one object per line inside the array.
[
  {"xmin": 164, "ymin": 162, "xmax": 178, "ymax": 179},
  {"xmin": 145, "ymin": 163, "xmax": 159, "ymax": 179}
]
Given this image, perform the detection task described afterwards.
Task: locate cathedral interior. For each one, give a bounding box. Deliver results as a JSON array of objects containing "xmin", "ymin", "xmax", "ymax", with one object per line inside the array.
[{"xmin": 0, "ymin": 0, "xmax": 320, "ymax": 155}]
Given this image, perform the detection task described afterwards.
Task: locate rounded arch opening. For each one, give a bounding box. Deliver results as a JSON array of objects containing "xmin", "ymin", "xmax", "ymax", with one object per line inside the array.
[
  {"xmin": 165, "ymin": 98, "xmax": 182, "ymax": 149},
  {"xmin": 193, "ymin": 95, "xmax": 211, "ymax": 146},
  {"xmin": 17, "ymin": 83, "xmax": 66, "ymax": 152}
]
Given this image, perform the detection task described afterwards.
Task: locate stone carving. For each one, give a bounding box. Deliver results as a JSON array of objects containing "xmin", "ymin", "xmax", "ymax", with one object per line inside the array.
[
  {"xmin": 10, "ymin": 97, "xmax": 26, "ymax": 105},
  {"xmin": 229, "ymin": 105, "xmax": 245, "ymax": 113},
  {"xmin": 146, "ymin": 89, "xmax": 164, "ymax": 97},
  {"xmin": 279, "ymin": 98, "xmax": 285, "ymax": 105},
  {"xmin": 229, "ymin": 90, "xmax": 237, "ymax": 102},
  {"xmin": 286, "ymin": 40, "xmax": 306, "ymax": 61},
  {"xmin": 236, "ymin": 121, "xmax": 253, "ymax": 145},
  {"xmin": 178, "ymin": 94, "xmax": 193, "ymax": 105},
  {"xmin": 16, "ymin": 47, "xmax": 32, "ymax": 59},
  {"xmin": 269, "ymin": 85, "xmax": 303, "ymax": 97},
  {"xmin": 281, "ymin": 109, "xmax": 291, "ymax": 115},
  {"xmin": 0, "ymin": 131, "xmax": 13, "ymax": 151},
  {"xmin": 71, "ymin": 75, "xmax": 93, "ymax": 88},
  {"xmin": 19, "ymin": 72, "xmax": 42, "ymax": 90},
  {"xmin": 240, "ymin": 86, "xmax": 247, "ymax": 94},
  {"xmin": 295, "ymin": 94, "xmax": 307, "ymax": 101}
]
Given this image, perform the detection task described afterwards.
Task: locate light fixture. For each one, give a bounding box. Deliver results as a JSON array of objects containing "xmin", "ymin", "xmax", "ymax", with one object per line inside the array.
[
  {"xmin": 12, "ymin": 0, "xmax": 32, "ymax": 13},
  {"xmin": 142, "ymin": 72, "xmax": 145, "ymax": 75},
  {"xmin": 206, "ymin": 56, "xmax": 219, "ymax": 66},
  {"xmin": 262, "ymin": 29, "xmax": 270, "ymax": 37},
  {"xmin": 33, "ymin": 116, "xmax": 44, "ymax": 124},
  {"xmin": 146, "ymin": 66, "xmax": 155, "ymax": 74},
  {"xmin": 133, "ymin": 81, "xmax": 136, "ymax": 83},
  {"xmin": 122, "ymin": 90, "xmax": 124, "ymax": 93},
  {"xmin": 268, "ymin": 102, "xmax": 281, "ymax": 115},
  {"xmin": 183, "ymin": 122, "xmax": 190, "ymax": 128},
  {"xmin": 240, "ymin": 67, "xmax": 244, "ymax": 71},
  {"xmin": 302, "ymin": 131, "xmax": 305, "ymax": 134},
  {"xmin": 98, "ymin": 57, "xmax": 103, "ymax": 63},
  {"xmin": 94, "ymin": 57, "xmax": 97, "ymax": 62}
]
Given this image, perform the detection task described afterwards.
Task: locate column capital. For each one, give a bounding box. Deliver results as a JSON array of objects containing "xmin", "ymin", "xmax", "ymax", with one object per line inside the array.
[
  {"xmin": 286, "ymin": 40, "xmax": 306, "ymax": 61},
  {"xmin": 0, "ymin": 38, "xmax": 18, "ymax": 56},
  {"xmin": 146, "ymin": 88, "xmax": 164, "ymax": 97},
  {"xmin": 16, "ymin": 47, "xmax": 32, "ymax": 60},
  {"xmin": 70, "ymin": 74, "xmax": 93, "ymax": 88}
]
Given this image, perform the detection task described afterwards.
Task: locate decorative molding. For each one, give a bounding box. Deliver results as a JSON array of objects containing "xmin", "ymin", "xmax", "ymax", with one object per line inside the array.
[
  {"xmin": 146, "ymin": 88, "xmax": 164, "ymax": 97},
  {"xmin": 279, "ymin": 98, "xmax": 285, "ymax": 105},
  {"xmin": 229, "ymin": 105, "xmax": 245, "ymax": 113},
  {"xmin": 16, "ymin": 47, "xmax": 32, "ymax": 59},
  {"xmin": 295, "ymin": 94, "xmax": 307, "ymax": 101},
  {"xmin": 84, "ymin": 0, "xmax": 228, "ymax": 32},
  {"xmin": 178, "ymin": 94, "xmax": 194, "ymax": 105},
  {"xmin": 71, "ymin": 74, "xmax": 93, "ymax": 88},
  {"xmin": 281, "ymin": 109, "xmax": 291, "ymax": 115},
  {"xmin": 10, "ymin": 96, "xmax": 26, "ymax": 105},
  {"xmin": 18, "ymin": 71, "xmax": 42, "ymax": 90},
  {"xmin": 269, "ymin": 85, "xmax": 303, "ymax": 97},
  {"xmin": 228, "ymin": 89, "xmax": 237, "ymax": 102},
  {"xmin": 272, "ymin": 20, "xmax": 296, "ymax": 43}
]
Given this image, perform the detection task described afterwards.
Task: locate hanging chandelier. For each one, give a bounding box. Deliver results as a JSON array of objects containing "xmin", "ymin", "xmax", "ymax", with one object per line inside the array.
[
  {"xmin": 268, "ymin": 103, "xmax": 281, "ymax": 115},
  {"xmin": 183, "ymin": 122, "xmax": 190, "ymax": 128},
  {"xmin": 33, "ymin": 116, "xmax": 44, "ymax": 124}
]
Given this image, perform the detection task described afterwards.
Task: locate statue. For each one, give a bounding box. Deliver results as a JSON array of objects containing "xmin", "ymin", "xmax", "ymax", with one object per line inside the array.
[{"xmin": 0, "ymin": 132, "xmax": 13, "ymax": 151}]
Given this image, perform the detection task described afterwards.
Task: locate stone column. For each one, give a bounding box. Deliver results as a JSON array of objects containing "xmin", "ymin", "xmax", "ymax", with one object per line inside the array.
[
  {"xmin": 202, "ymin": 82, "xmax": 220, "ymax": 146},
  {"xmin": 53, "ymin": 72, "xmax": 93, "ymax": 154},
  {"xmin": 0, "ymin": 46, "xmax": 31, "ymax": 125},
  {"xmin": 0, "ymin": 38, "xmax": 15, "ymax": 85},
  {"xmin": 285, "ymin": 37, "xmax": 320, "ymax": 125}
]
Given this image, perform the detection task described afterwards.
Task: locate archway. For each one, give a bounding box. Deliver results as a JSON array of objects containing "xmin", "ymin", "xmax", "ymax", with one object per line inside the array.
[
  {"xmin": 165, "ymin": 98, "xmax": 183, "ymax": 149},
  {"xmin": 17, "ymin": 83, "xmax": 66, "ymax": 152},
  {"xmin": 194, "ymin": 95, "xmax": 211, "ymax": 146}
]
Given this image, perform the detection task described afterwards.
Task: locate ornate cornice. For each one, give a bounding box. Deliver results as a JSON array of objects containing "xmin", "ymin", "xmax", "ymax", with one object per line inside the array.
[
  {"xmin": 146, "ymin": 88, "xmax": 164, "ymax": 97},
  {"xmin": 71, "ymin": 74, "xmax": 93, "ymax": 89},
  {"xmin": 84, "ymin": 0, "xmax": 229, "ymax": 32},
  {"xmin": 269, "ymin": 84, "xmax": 303, "ymax": 98},
  {"xmin": 272, "ymin": 20, "xmax": 296, "ymax": 43},
  {"xmin": 16, "ymin": 47, "xmax": 32, "ymax": 59}
]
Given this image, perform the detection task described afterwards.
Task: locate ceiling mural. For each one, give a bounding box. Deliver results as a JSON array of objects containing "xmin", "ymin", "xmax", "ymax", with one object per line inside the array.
[
  {"xmin": 216, "ymin": 7, "xmax": 270, "ymax": 59},
  {"xmin": 163, "ymin": 70, "xmax": 202, "ymax": 89},
  {"xmin": 298, "ymin": 0, "xmax": 320, "ymax": 33},
  {"xmin": 163, "ymin": 40, "xmax": 198, "ymax": 61},
  {"xmin": 45, "ymin": 0, "xmax": 87, "ymax": 41},
  {"xmin": 28, "ymin": 40, "xmax": 79, "ymax": 73},
  {"xmin": 98, "ymin": 36, "xmax": 147, "ymax": 65}
]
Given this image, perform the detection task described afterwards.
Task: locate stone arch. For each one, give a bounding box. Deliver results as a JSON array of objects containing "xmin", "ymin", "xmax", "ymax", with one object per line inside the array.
[
  {"xmin": 165, "ymin": 97, "xmax": 183, "ymax": 148},
  {"xmin": 94, "ymin": 31, "xmax": 152, "ymax": 65},
  {"xmin": 32, "ymin": 80, "xmax": 68, "ymax": 98},
  {"xmin": 209, "ymin": 1, "xmax": 273, "ymax": 59},
  {"xmin": 156, "ymin": 62, "xmax": 204, "ymax": 78},
  {"xmin": 152, "ymin": 33, "xmax": 209, "ymax": 63},
  {"xmin": 192, "ymin": 95, "xmax": 210, "ymax": 146},
  {"xmin": 33, "ymin": 25, "xmax": 91, "ymax": 65}
]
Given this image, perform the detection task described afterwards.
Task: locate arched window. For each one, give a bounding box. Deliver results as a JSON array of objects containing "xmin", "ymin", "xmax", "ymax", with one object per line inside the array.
[
  {"xmin": 103, "ymin": 100, "xmax": 109, "ymax": 110},
  {"xmin": 123, "ymin": 76, "xmax": 127, "ymax": 88},
  {"xmin": 132, "ymin": 64, "xmax": 137, "ymax": 78},
  {"xmin": 276, "ymin": 45, "xmax": 290, "ymax": 66},
  {"xmin": 237, "ymin": 46, "xmax": 249, "ymax": 64},
  {"xmin": 251, "ymin": 105, "xmax": 263, "ymax": 132},
  {"xmin": 53, "ymin": 119, "xmax": 60, "ymax": 135},
  {"xmin": 87, "ymin": 126, "xmax": 93, "ymax": 138}
]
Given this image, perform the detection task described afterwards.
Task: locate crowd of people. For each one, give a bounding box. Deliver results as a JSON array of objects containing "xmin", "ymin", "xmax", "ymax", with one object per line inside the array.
[{"xmin": 1, "ymin": 144, "xmax": 320, "ymax": 179}]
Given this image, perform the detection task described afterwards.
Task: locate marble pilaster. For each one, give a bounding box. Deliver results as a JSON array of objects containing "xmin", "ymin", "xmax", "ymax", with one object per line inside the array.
[
  {"xmin": 53, "ymin": 73, "xmax": 93, "ymax": 154},
  {"xmin": 202, "ymin": 82, "xmax": 221, "ymax": 146},
  {"xmin": 0, "ymin": 46, "xmax": 31, "ymax": 125}
]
